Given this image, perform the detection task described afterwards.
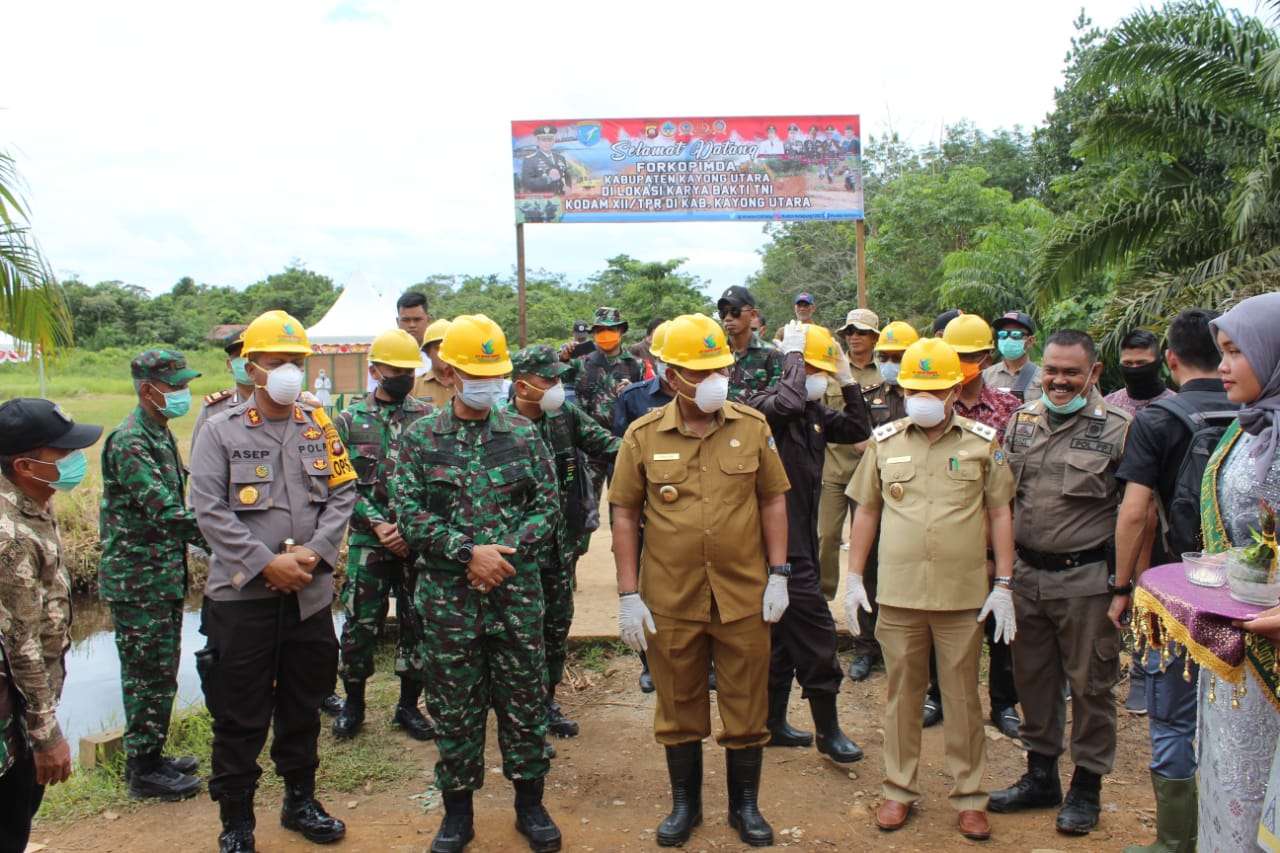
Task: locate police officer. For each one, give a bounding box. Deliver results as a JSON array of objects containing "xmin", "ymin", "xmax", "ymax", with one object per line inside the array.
[
  {"xmin": 507, "ymin": 345, "xmax": 620, "ymax": 739},
  {"xmin": 192, "ymin": 332, "xmax": 255, "ymax": 453},
  {"xmin": 390, "ymin": 315, "xmax": 563, "ymax": 853},
  {"xmin": 99, "ymin": 349, "xmax": 205, "ymax": 800},
  {"xmin": 844, "ymin": 337, "xmax": 1016, "ymax": 841},
  {"xmin": 743, "ymin": 321, "xmax": 870, "ymax": 761},
  {"xmin": 521, "ymin": 125, "xmax": 573, "ymax": 195},
  {"xmin": 331, "ymin": 330, "xmax": 436, "ymax": 741},
  {"xmin": 414, "ymin": 318, "xmax": 455, "ymax": 406},
  {"xmin": 719, "ymin": 285, "xmax": 782, "ymax": 399},
  {"xmin": 988, "ymin": 329, "xmax": 1130, "ymax": 836},
  {"xmin": 983, "ymin": 311, "xmax": 1043, "ymax": 403},
  {"xmin": 610, "ymin": 313, "xmax": 792, "ymax": 848},
  {"xmin": 0, "ymin": 399, "xmax": 101, "ymax": 849},
  {"xmin": 190, "ymin": 310, "xmax": 355, "ymax": 853},
  {"xmin": 845, "ymin": 320, "xmax": 916, "ymax": 680}
]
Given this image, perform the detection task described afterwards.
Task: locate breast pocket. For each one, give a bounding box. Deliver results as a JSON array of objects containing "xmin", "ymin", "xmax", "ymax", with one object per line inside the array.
[
  {"xmin": 718, "ymin": 454, "xmax": 760, "ymax": 504},
  {"xmin": 352, "ymin": 444, "xmax": 381, "ymax": 485},
  {"xmin": 944, "ymin": 458, "xmax": 983, "ymax": 504},
  {"xmin": 1062, "ymin": 451, "xmax": 1113, "ymax": 499},
  {"xmin": 230, "ymin": 462, "xmax": 273, "ymax": 512},
  {"xmin": 302, "ymin": 454, "xmax": 332, "ymax": 503},
  {"xmin": 487, "ymin": 461, "xmax": 534, "ymax": 503},
  {"xmin": 880, "ymin": 460, "xmax": 921, "ymax": 508},
  {"xmin": 645, "ymin": 460, "xmax": 690, "ymax": 508}
]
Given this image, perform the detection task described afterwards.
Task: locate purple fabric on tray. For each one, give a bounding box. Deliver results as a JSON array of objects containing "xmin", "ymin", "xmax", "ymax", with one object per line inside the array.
[{"xmin": 1137, "ymin": 562, "xmax": 1264, "ymax": 668}]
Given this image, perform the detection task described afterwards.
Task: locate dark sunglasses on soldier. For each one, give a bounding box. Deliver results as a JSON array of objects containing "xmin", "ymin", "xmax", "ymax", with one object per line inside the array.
[
  {"xmin": 996, "ymin": 329, "xmax": 1027, "ymax": 341},
  {"xmin": 718, "ymin": 306, "xmax": 745, "ymax": 319}
]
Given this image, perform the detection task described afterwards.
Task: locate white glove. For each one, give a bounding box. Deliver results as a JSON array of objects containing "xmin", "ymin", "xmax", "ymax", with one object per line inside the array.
[
  {"xmin": 619, "ymin": 594, "xmax": 656, "ymax": 652},
  {"xmin": 781, "ymin": 320, "xmax": 808, "ymax": 355},
  {"xmin": 834, "ymin": 347, "xmax": 854, "ymax": 386},
  {"xmin": 762, "ymin": 574, "xmax": 790, "ymax": 623},
  {"xmin": 979, "ymin": 585, "xmax": 1017, "ymax": 644},
  {"xmin": 299, "ymin": 390, "xmax": 323, "ymax": 408},
  {"xmin": 843, "ymin": 574, "xmax": 873, "ymax": 636}
]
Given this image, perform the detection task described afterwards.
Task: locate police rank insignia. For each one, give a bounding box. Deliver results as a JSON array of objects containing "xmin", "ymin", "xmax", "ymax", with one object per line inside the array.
[
  {"xmin": 293, "ymin": 406, "xmax": 306, "ymax": 422},
  {"xmin": 255, "ymin": 465, "xmax": 270, "ymax": 478},
  {"xmin": 889, "ymin": 482, "xmax": 905, "ymax": 501},
  {"xmin": 302, "ymin": 426, "xmax": 322, "ymax": 440},
  {"xmin": 246, "ymin": 408, "xmax": 263, "ymax": 425},
  {"xmin": 659, "ymin": 485, "xmax": 679, "ymax": 503},
  {"xmin": 238, "ymin": 485, "xmax": 259, "ymax": 505},
  {"xmin": 312, "ymin": 458, "xmax": 329, "ymax": 470}
]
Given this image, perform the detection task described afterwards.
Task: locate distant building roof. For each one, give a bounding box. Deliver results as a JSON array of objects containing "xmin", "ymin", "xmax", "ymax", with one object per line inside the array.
[{"xmin": 206, "ymin": 324, "xmax": 249, "ymax": 343}]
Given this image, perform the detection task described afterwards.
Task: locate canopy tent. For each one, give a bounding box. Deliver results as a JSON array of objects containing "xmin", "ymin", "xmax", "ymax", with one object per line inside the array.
[
  {"xmin": 0, "ymin": 331, "xmax": 34, "ymax": 363},
  {"xmin": 305, "ymin": 273, "xmax": 397, "ymax": 346}
]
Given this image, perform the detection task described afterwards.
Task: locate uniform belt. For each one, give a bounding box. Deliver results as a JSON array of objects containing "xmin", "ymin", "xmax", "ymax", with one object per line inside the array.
[{"xmin": 1016, "ymin": 544, "xmax": 1107, "ymax": 573}]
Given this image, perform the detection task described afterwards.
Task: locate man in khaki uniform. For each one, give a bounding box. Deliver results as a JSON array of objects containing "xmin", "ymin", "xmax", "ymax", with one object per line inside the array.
[
  {"xmin": 412, "ymin": 318, "xmax": 454, "ymax": 406},
  {"xmin": 610, "ymin": 313, "xmax": 791, "ymax": 849},
  {"xmin": 988, "ymin": 329, "xmax": 1131, "ymax": 837},
  {"xmin": 844, "ymin": 338, "xmax": 1016, "ymax": 842}
]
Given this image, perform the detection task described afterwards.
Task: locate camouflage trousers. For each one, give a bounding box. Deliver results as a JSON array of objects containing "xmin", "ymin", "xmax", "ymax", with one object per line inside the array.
[
  {"xmin": 541, "ymin": 557, "xmax": 575, "ymax": 690},
  {"xmin": 110, "ymin": 599, "xmax": 183, "ymax": 756},
  {"xmin": 338, "ymin": 544, "xmax": 423, "ymax": 683},
  {"xmin": 416, "ymin": 569, "xmax": 548, "ymax": 792}
]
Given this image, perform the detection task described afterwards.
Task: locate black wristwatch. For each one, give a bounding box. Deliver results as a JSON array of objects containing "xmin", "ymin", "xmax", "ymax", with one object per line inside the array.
[
  {"xmin": 455, "ymin": 540, "xmax": 474, "ymax": 566},
  {"xmin": 1107, "ymin": 574, "xmax": 1133, "ymax": 596},
  {"xmin": 768, "ymin": 563, "xmax": 792, "ymax": 578}
]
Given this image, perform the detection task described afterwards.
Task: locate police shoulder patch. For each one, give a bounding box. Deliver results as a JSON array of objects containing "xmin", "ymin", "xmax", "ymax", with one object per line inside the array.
[{"xmin": 204, "ymin": 388, "xmax": 233, "ymax": 406}]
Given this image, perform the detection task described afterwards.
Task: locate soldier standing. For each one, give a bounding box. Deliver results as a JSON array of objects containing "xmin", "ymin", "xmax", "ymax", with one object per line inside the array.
[
  {"xmin": 521, "ymin": 125, "xmax": 573, "ymax": 195},
  {"xmin": 190, "ymin": 310, "xmax": 356, "ymax": 853},
  {"xmin": 99, "ymin": 349, "xmax": 205, "ymax": 800},
  {"xmin": 390, "ymin": 315, "xmax": 563, "ymax": 853},
  {"xmin": 0, "ymin": 399, "xmax": 101, "ymax": 849},
  {"xmin": 331, "ymin": 330, "xmax": 436, "ymax": 741},
  {"xmin": 719, "ymin": 286, "xmax": 782, "ymax": 400}
]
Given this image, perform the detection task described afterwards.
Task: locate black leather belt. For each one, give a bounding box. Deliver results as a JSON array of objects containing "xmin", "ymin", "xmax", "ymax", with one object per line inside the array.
[{"xmin": 1016, "ymin": 544, "xmax": 1108, "ymax": 573}]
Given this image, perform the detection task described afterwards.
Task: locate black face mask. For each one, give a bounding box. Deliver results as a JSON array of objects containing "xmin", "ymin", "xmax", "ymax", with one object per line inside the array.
[
  {"xmin": 1120, "ymin": 361, "xmax": 1166, "ymax": 400},
  {"xmin": 379, "ymin": 373, "xmax": 415, "ymax": 401}
]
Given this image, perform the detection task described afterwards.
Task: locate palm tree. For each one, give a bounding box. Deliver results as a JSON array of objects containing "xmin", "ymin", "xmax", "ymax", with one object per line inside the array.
[{"xmin": 0, "ymin": 149, "xmax": 72, "ymax": 354}]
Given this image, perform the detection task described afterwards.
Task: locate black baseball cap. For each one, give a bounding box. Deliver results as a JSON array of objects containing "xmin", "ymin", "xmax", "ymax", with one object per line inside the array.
[
  {"xmin": 992, "ymin": 311, "xmax": 1035, "ymax": 334},
  {"xmin": 0, "ymin": 398, "xmax": 103, "ymax": 456},
  {"xmin": 717, "ymin": 286, "xmax": 755, "ymax": 309},
  {"xmin": 572, "ymin": 320, "xmax": 590, "ymax": 335},
  {"xmin": 932, "ymin": 309, "xmax": 963, "ymax": 335}
]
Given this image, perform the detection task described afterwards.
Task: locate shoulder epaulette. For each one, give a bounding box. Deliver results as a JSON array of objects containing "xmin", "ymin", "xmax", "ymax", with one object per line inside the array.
[
  {"xmin": 961, "ymin": 418, "xmax": 997, "ymax": 442},
  {"xmin": 872, "ymin": 418, "xmax": 908, "ymax": 442},
  {"xmin": 860, "ymin": 381, "xmax": 884, "ymax": 395},
  {"xmin": 204, "ymin": 388, "xmax": 233, "ymax": 406},
  {"xmin": 727, "ymin": 401, "xmax": 768, "ymax": 424}
]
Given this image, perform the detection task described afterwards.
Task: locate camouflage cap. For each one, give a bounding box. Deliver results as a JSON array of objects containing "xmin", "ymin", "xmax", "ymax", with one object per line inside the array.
[
  {"xmin": 592, "ymin": 306, "xmax": 627, "ymax": 329},
  {"xmin": 510, "ymin": 345, "xmax": 572, "ymax": 379},
  {"xmin": 131, "ymin": 348, "xmax": 201, "ymax": 386}
]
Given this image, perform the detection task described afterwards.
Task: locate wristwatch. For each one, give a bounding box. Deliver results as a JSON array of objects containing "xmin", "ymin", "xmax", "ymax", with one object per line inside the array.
[
  {"xmin": 455, "ymin": 540, "xmax": 475, "ymax": 566},
  {"xmin": 1107, "ymin": 574, "xmax": 1133, "ymax": 596},
  {"xmin": 993, "ymin": 575, "xmax": 1013, "ymax": 589},
  {"xmin": 768, "ymin": 563, "xmax": 792, "ymax": 578}
]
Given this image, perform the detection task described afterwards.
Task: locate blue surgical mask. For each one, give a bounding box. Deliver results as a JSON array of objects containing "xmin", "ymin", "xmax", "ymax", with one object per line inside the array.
[
  {"xmin": 878, "ymin": 361, "xmax": 900, "ymax": 384},
  {"xmin": 155, "ymin": 386, "xmax": 192, "ymax": 419},
  {"xmin": 457, "ymin": 378, "xmax": 506, "ymax": 411},
  {"xmin": 1042, "ymin": 392, "xmax": 1088, "ymax": 416},
  {"xmin": 997, "ymin": 338, "xmax": 1027, "ymax": 361},
  {"xmin": 27, "ymin": 449, "xmax": 88, "ymax": 492},
  {"xmin": 230, "ymin": 357, "xmax": 252, "ymax": 385}
]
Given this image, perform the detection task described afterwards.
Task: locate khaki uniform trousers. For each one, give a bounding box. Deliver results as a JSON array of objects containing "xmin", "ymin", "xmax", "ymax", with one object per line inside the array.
[
  {"xmin": 876, "ymin": 605, "xmax": 988, "ymax": 811},
  {"xmin": 648, "ymin": 605, "xmax": 770, "ymax": 749},
  {"xmin": 816, "ymin": 478, "xmax": 853, "ymax": 600}
]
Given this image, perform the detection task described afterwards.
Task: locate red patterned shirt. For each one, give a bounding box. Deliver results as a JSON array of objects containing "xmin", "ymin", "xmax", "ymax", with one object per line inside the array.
[{"xmin": 955, "ymin": 383, "xmax": 1021, "ymax": 441}]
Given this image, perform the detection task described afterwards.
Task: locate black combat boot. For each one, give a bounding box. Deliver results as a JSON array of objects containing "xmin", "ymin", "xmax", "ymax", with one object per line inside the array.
[
  {"xmin": 546, "ymin": 686, "xmax": 579, "ymax": 738},
  {"xmin": 430, "ymin": 790, "xmax": 475, "ymax": 853},
  {"xmin": 726, "ymin": 747, "xmax": 773, "ymax": 847},
  {"xmin": 126, "ymin": 751, "xmax": 201, "ymax": 800},
  {"xmin": 1056, "ymin": 766, "xmax": 1103, "ymax": 835},
  {"xmin": 160, "ymin": 754, "xmax": 200, "ymax": 775},
  {"xmin": 989, "ymin": 751, "xmax": 1064, "ymax": 813},
  {"xmin": 656, "ymin": 741, "xmax": 703, "ymax": 846},
  {"xmin": 280, "ymin": 768, "xmax": 346, "ymax": 843},
  {"xmin": 320, "ymin": 691, "xmax": 345, "ymax": 716},
  {"xmin": 513, "ymin": 777, "xmax": 562, "ymax": 852},
  {"xmin": 217, "ymin": 788, "xmax": 257, "ymax": 853},
  {"xmin": 765, "ymin": 687, "xmax": 813, "ymax": 748},
  {"xmin": 332, "ymin": 679, "xmax": 365, "ymax": 739},
  {"xmin": 391, "ymin": 677, "xmax": 436, "ymax": 741},
  {"xmin": 809, "ymin": 693, "xmax": 864, "ymax": 763}
]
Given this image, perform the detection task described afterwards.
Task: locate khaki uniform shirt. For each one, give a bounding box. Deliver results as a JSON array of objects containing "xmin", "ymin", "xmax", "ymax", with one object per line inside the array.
[
  {"xmin": 412, "ymin": 370, "xmax": 454, "ymax": 407},
  {"xmin": 1001, "ymin": 391, "xmax": 1131, "ymax": 600},
  {"xmin": 821, "ymin": 361, "xmax": 883, "ymax": 486},
  {"xmin": 983, "ymin": 359, "xmax": 1044, "ymax": 403},
  {"xmin": 847, "ymin": 414, "xmax": 1015, "ymax": 611},
  {"xmin": 609, "ymin": 401, "xmax": 791, "ymax": 624}
]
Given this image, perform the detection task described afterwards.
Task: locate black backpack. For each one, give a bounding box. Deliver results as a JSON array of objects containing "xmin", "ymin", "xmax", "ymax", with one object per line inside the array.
[{"xmin": 1149, "ymin": 395, "xmax": 1238, "ymax": 557}]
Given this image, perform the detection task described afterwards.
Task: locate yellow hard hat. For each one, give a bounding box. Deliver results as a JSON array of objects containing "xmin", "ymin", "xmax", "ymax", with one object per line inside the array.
[
  {"xmin": 802, "ymin": 324, "xmax": 838, "ymax": 372},
  {"xmin": 369, "ymin": 329, "xmax": 425, "ymax": 369},
  {"xmin": 422, "ymin": 318, "xmax": 452, "ymax": 347},
  {"xmin": 241, "ymin": 310, "xmax": 311, "ymax": 356},
  {"xmin": 874, "ymin": 321, "xmax": 921, "ymax": 353},
  {"xmin": 650, "ymin": 320, "xmax": 674, "ymax": 361},
  {"xmin": 438, "ymin": 314, "xmax": 512, "ymax": 377},
  {"xmin": 942, "ymin": 314, "xmax": 995, "ymax": 353},
  {"xmin": 661, "ymin": 314, "xmax": 734, "ymax": 371},
  {"xmin": 897, "ymin": 338, "xmax": 963, "ymax": 390}
]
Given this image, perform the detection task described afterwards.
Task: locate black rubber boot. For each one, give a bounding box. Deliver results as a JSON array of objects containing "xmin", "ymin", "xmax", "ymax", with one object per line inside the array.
[
  {"xmin": 391, "ymin": 678, "xmax": 436, "ymax": 740},
  {"xmin": 280, "ymin": 768, "xmax": 346, "ymax": 843},
  {"xmin": 126, "ymin": 751, "xmax": 202, "ymax": 801},
  {"xmin": 332, "ymin": 679, "xmax": 365, "ymax": 739},
  {"xmin": 656, "ymin": 742, "xmax": 703, "ymax": 847},
  {"xmin": 546, "ymin": 686, "xmax": 580, "ymax": 738},
  {"xmin": 990, "ymin": 751, "xmax": 1063, "ymax": 813},
  {"xmin": 809, "ymin": 693, "xmax": 864, "ymax": 763},
  {"xmin": 217, "ymin": 788, "xmax": 257, "ymax": 853},
  {"xmin": 765, "ymin": 688, "xmax": 813, "ymax": 748},
  {"xmin": 1056, "ymin": 766, "xmax": 1103, "ymax": 835},
  {"xmin": 726, "ymin": 747, "xmax": 774, "ymax": 847},
  {"xmin": 430, "ymin": 790, "xmax": 475, "ymax": 853},
  {"xmin": 513, "ymin": 777, "xmax": 562, "ymax": 852}
]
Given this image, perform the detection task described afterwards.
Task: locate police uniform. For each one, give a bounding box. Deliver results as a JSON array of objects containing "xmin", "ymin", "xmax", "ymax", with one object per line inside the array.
[
  {"xmin": 609, "ymin": 401, "xmax": 790, "ymax": 746},
  {"xmin": 999, "ymin": 391, "xmax": 1129, "ymax": 777},
  {"xmin": 846, "ymin": 414, "xmax": 1014, "ymax": 813},
  {"xmin": 192, "ymin": 388, "xmax": 248, "ymax": 454}
]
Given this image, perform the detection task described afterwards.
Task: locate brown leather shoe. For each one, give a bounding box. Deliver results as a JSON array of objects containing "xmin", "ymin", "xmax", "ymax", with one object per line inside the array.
[
  {"xmin": 959, "ymin": 809, "xmax": 991, "ymax": 840},
  {"xmin": 876, "ymin": 799, "xmax": 910, "ymax": 831}
]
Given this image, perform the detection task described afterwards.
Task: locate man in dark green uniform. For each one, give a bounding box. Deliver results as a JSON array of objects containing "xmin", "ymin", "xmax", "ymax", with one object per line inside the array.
[
  {"xmin": 719, "ymin": 286, "xmax": 783, "ymax": 400},
  {"xmin": 391, "ymin": 315, "xmax": 564, "ymax": 853},
  {"xmin": 331, "ymin": 330, "xmax": 436, "ymax": 741},
  {"xmin": 99, "ymin": 349, "xmax": 205, "ymax": 801}
]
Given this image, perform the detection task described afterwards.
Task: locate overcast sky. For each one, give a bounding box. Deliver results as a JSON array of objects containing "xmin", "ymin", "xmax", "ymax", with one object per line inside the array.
[{"xmin": 5, "ymin": 0, "xmax": 1262, "ymax": 300}]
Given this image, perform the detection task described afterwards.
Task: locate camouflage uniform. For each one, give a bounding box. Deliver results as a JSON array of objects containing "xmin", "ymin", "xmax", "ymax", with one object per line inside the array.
[
  {"xmin": 728, "ymin": 331, "xmax": 784, "ymax": 401},
  {"xmin": 334, "ymin": 392, "xmax": 433, "ymax": 682},
  {"xmin": 390, "ymin": 404, "xmax": 560, "ymax": 792}
]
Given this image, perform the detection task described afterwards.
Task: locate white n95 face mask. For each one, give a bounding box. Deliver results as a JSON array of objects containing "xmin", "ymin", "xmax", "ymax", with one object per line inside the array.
[
  {"xmin": 539, "ymin": 382, "xmax": 566, "ymax": 413},
  {"xmin": 694, "ymin": 374, "xmax": 729, "ymax": 413},
  {"xmin": 263, "ymin": 363, "xmax": 304, "ymax": 406},
  {"xmin": 905, "ymin": 393, "xmax": 949, "ymax": 428},
  {"xmin": 805, "ymin": 374, "xmax": 828, "ymax": 401}
]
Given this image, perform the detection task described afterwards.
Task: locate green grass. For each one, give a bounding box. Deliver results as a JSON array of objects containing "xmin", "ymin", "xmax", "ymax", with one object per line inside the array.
[
  {"xmin": 0, "ymin": 347, "xmax": 234, "ymax": 400},
  {"xmin": 569, "ymin": 639, "xmax": 631, "ymax": 673}
]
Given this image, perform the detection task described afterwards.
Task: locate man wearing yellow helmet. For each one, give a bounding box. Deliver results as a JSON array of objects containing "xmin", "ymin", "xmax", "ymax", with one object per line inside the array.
[
  {"xmin": 390, "ymin": 315, "xmax": 564, "ymax": 853},
  {"xmin": 189, "ymin": 309, "xmax": 356, "ymax": 853},
  {"xmin": 413, "ymin": 318, "xmax": 455, "ymax": 406},
  {"xmin": 331, "ymin": 330, "xmax": 436, "ymax": 743},
  {"xmin": 741, "ymin": 319, "xmax": 871, "ymax": 764},
  {"xmin": 844, "ymin": 337, "xmax": 1017, "ymax": 842}
]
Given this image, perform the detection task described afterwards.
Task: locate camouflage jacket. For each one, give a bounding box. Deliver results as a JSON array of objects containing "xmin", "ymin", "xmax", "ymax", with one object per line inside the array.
[
  {"xmin": 390, "ymin": 404, "xmax": 560, "ymax": 591},
  {"xmin": 729, "ymin": 332, "xmax": 784, "ymax": 401},
  {"xmin": 99, "ymin": 407, "xmax": 205, "ymax": 601},
  {"xmin": 335, "ymin": 393, "xmax": 433, "ymax": 548},
  {"xmin": 0, "ymin": 474, "xmax": 70, "ymax": 752},
  {"xmin": 574, "ymin": 349, "xmax": 644, "ymax": 434}
]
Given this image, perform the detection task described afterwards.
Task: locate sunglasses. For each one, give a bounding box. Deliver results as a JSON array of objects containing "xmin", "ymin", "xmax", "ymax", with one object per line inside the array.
[
  {"xmin": 718, "ymin": 306, "xmax": 745, "ymax": 319},
  {"xmin": 847, "ymin": 329, "xmax": 878, "ymax": 338},
  {"xmin": 996, "ymin": 329, "xmax": 1028, "ymax": 341}
]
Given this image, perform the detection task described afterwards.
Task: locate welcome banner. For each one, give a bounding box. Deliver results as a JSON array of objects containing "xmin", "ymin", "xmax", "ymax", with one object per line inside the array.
[{"xmin": 511, "ymin": 115, "xmax": 862, "ymax": 224}]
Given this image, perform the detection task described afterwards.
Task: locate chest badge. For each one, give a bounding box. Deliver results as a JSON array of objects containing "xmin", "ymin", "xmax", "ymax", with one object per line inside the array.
[
  {"xmin": 888, "ymin": 482, "xmax": 905, "ymax": 501},
  {"xmin": 659, "ymin": 485, "xmax": 679, "ymax": 503},
  {"xmin": 255, "ymin": 465, "xmax": 270, "ymax": 478},
  {"xmin": 302, "ymin": 426, "xmax": 322, "ymax": 440},
  {"xmin": 238, "ymin": 485, "xmax": 260, "ymax": 505},
  {"xmin": 729, "ymin": 438, "xmax": 741, "ymax": 448}
]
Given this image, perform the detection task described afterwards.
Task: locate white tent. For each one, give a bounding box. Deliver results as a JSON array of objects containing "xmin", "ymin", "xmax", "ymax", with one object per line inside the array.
[
  {"xmin": 0, "ymin": 331, "xmax": 34, "ymax": 363},
  {"xmin": 306, "ymin": 273, "xmax": 398, "ymax": 345}
]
